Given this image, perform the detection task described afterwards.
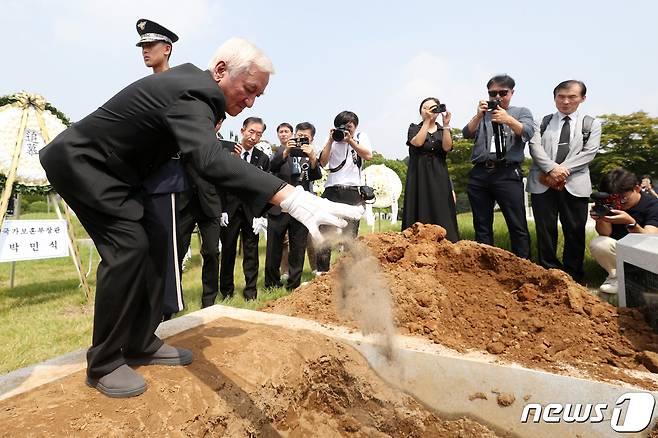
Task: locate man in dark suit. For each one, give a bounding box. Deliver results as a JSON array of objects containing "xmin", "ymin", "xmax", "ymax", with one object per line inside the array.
[
  {"xmin": 39, "ymin": 37, "xmax": 362, "ymax": 398},
  {"xmin": 176, "ymin": 157, "xmax": 223, "ymax": 309},
  {"xmin": 265, "ymin": 122, "xmax": 321, "ymax": 290},
  {"xmin": 220, "ymin": 117, "xmax": 270, "ymax": 300}
]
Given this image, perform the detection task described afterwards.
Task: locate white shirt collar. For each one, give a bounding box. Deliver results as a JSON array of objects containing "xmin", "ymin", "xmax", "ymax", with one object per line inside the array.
[{"xmin": 557, "ymin": 110, "xmax": 579, "ymax": 121}]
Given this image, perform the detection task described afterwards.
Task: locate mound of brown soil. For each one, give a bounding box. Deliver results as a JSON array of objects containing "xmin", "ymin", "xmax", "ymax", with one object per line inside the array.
[
  {"xmin": 266, "ymin": 223, "xmax": 658, "ymax": 388},
  {"xmin": 0, "ymin": 318, "xmax": 501, "ymax": 437}
]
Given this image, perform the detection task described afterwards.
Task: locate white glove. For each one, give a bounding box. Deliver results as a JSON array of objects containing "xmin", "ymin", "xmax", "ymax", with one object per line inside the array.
[
  {"xmin": 279, "ymin": 186, "xmax": 364, "ymax": 243},
  {"xmin": 252, "ymin": 217, "xmax": 267, "ymax": 235},
  {"xmin": 220, "ymin": 212, "xmax": 229, "ymax": 227}
]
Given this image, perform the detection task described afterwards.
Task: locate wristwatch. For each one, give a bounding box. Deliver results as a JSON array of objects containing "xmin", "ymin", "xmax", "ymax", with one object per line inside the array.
[{"xmin": 625, "ymin": 222, "xmax": 637, "ymax": 230}]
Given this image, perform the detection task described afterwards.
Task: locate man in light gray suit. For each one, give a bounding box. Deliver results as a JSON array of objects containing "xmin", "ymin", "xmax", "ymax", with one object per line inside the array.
[{"xmin": 527, "ymin": 80, "xmax": 601, "ymax": 283}]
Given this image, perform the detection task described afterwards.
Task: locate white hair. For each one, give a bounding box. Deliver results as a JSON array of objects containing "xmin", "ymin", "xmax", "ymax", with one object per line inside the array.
[{"xmin": 208, "ymin": 37, "xmax": 275, "ymax": 75}]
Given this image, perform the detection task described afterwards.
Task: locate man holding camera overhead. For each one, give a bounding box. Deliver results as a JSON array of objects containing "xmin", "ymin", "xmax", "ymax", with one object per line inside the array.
[
  {"xmin": 265, "ymin": 122, "xmax": 322, "ymax": 289},
  {"xmin": 463, "ymin": 74, "xmax": 534, "ymax": 259},
  {"xmin": 316, "ymin": 111, "xmax": 372, "ymax": 274},
  {"xmin": 527, "ymin": 80, "xmax": 601, "ymax": 284}
]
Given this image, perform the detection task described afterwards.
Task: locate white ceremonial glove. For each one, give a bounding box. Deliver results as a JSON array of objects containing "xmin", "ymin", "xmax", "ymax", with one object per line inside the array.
[
  {"xmin": 220, "ymin": 212, "xmax": 229, "ymax": 227},
  {"xmin": 279, "ymin": 186, "xmax": 364, "ymax": 243},
  {"xmin": 252, "ymin": 217, "xmax": 267, "ymax": 235}
]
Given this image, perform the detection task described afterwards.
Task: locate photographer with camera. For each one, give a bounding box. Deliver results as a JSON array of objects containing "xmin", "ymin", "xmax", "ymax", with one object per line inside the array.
[
  {"xmin": 641, "ymin": 175, "xmax": 658, "ymax": 198},
  {"xmin": 527, "ymin": 80, "xmax": 601, "ymax": 283},
  {"xmin": 402, "ymin": 97, "xmax": 459, "ymax": 242},
  {"xmin": 589, "ymin": 168, "xmax": 658, "ymax": 294},
  {"xmin": 264, "ymin": 122, "xmax": 322, "ymax": 290},
  {"xmin": 316, "ymin": 111, "xmax": 372, "ymax": 274},
  {"xmin": 463, "ymin": 74, "xmax": 534, "ymax": 258}
]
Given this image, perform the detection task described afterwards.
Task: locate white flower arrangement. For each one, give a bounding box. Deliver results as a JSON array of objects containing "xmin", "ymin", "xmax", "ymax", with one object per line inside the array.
[
  {"xmin": 0, "ymin": 94, "xmax": 68, "ymax": 189},
  {"xmin": 363, "ymin": 164, "xmax": 402, "ymax": 209}
]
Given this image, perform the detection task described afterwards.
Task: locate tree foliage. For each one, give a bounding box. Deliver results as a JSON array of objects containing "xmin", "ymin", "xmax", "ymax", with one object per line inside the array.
[{"xmin": 590, "ymin": 111, "xmax": 658, "ymax": 188}]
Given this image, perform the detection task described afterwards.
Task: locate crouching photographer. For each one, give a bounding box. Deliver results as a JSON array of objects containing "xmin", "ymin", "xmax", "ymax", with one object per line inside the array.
[
  {"xmin": 316, "ymin": 111, "xmax": 372, "ymax": 274},
  {"xmin": 265, "ymin": 122, "xmax": 322, "ymax": 290},
  {"xmin": 589, "ymin": 168, "xmax": 658, "ymax": 294}
]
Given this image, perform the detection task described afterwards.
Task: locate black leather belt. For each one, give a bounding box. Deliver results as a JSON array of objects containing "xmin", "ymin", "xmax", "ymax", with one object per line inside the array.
[{"xmin": 475, "ymin": 159, "xmax": 519, "ymax": 169}]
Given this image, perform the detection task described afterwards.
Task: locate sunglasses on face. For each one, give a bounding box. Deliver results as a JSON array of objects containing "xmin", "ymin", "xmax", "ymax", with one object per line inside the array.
[{"xmin": 488, "ymin": 89, "xmax": 510, "ymax": 98}]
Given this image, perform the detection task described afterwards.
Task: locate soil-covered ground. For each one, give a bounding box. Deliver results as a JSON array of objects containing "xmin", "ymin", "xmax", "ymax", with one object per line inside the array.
[
  {"xmin": 266, "ymin": 223, "xmax": 658, "ymax": 389},
  {"xmin": 0, "ymin": 318, "xmax": 502, "ymax": 437}
]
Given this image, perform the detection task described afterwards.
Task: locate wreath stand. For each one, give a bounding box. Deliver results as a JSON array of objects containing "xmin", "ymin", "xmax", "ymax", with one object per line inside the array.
[{"xmin": 0, "ymin": 93, "xmax": 91, "ymax": 302}]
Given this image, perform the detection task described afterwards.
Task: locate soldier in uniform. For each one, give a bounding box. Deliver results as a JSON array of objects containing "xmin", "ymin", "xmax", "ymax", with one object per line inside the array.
[{"xmin": 136, "ymin": 19, "xmax": 187, "ymax": 317}]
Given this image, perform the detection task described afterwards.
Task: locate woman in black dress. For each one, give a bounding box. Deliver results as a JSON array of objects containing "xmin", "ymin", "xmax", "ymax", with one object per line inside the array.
[{"xmin": 402, "ymin": 97, "xmax": 459, "ymax": 241}]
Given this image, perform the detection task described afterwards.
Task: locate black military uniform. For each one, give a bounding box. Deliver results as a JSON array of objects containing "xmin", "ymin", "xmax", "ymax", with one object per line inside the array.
[
  {"xmin": 219, "ymin": 147, "xmax": 270, "ymax": 300},
  {"xmin": 136, "ymin": 19, "xmax": 187, "ymax": 316},
  {"xmin": 39, "ymin": 64, "xmax": 284, "ymax": 379}
]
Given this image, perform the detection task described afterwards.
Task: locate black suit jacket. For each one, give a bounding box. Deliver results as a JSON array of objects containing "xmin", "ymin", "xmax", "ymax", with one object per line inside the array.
[
  {"xmin": 268, "ymin": 149, "xmax": 322, "ymax": 215},
  {"xmin": 222, "ymin": 147, "xmax": 270, "ymax": 223},
  {"xmin": 39, "ymin": 63, "xmax": 283, "ymax": 221}
]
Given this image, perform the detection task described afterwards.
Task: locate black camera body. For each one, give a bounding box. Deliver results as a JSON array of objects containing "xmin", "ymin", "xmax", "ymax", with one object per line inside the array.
[
  {"xmin": 590, "ymin": 191, "xmax": 619, "ymax": 217},
  {"xmin": 289, "ymin": 137, "xmax": 310, "ymax": 157},
  {"xmin": 430, "ymin": 103, "xmax": 447, "ymax": 114},
  {"xmin": 332, "ymin": 125, "xmax": 349, "ymax": 142},
  {"xmin": 487, "ymin": 99, "xmax": 501, "ymax": 111}
]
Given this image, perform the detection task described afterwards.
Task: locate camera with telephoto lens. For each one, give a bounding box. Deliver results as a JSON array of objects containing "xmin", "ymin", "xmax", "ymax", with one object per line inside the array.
[
  {"xmin": 332, "ymin": 125, "xmax": 350, "ymax": 142},
  {"xmin": 430, "ymin": 103, "xmax": 447, "ymax": 114},
  {"xmin": 289, "ymin": 136, "xmax": 310, "ymax": 157},
  {"xmin": 590, "ymin": 192, "xmax": 621, "ymax": 217},
  {"xmin": 487, "ymin": 99, "xmax": 501, "ymax": 111}
]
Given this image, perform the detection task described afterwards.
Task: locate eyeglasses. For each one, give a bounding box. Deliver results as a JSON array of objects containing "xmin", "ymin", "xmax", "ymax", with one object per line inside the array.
[{"xmin": 488, "ymin": 89, "xmax": 510, "ymax": 98}]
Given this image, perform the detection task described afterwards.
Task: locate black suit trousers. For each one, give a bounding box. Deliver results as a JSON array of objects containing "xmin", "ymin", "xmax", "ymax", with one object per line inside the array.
[
  {"xmin": 467, "ymin": 165, "xmax": 531, "ymax": 259},
  {"xmin": 220, "ymin": 207, "xmax": 260, "ymax": 299},
  {"xmin": 265, "ymin": 213, "xmax": 309, "ymax": 290},
  {"xmin": 178, "ymin": 195, "xmax": 221, "ymax": 308},
  {"xmin": 63, "ymin": 196, "xmax": 164, "ymax": 378},
  {"xmin": 531, "ymin": 189, "xmax": 589, "ymax": 282}
]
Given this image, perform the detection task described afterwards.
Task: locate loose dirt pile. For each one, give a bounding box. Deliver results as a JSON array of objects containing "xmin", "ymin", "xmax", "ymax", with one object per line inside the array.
[
  {"xmin": 0, "ymin": 319, "xmax": 502, "ymax": 437},
  {"xmin": 266, "ymin": 223, "xmax": 658, "ymax": 388}
]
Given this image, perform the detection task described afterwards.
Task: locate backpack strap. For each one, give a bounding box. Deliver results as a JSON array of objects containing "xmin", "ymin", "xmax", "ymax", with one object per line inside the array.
[
  {"xmin": 581, "ymin": 115, "xmax": 594, "ymax": 144},
  {"xmin": 539, "ymin": 114, "xmax": 553, "ymax": 137}
]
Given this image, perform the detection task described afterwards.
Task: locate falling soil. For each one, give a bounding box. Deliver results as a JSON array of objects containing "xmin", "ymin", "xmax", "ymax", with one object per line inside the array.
[
  {"xmin": 0, "ymin": 319, "xmax": 502, "ymax": 437},
  {"xmin": 266, "ymin": 223, "xmax": 658, "ymax": 389}
]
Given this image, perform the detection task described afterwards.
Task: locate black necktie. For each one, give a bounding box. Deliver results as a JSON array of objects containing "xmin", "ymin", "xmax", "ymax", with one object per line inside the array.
[
  {"xmin": 243, "ymin": 151, "xmax": 249, "ymax": 162},
  {"xmin": 555, "ymin": 115, "xmax": 571, "ymax": 164}
]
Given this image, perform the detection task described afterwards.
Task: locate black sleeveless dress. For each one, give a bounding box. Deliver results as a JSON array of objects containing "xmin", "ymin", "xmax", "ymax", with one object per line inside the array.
[{"xmin": 401, "ymin": 122, "xmax": 459, "ymax": 242}]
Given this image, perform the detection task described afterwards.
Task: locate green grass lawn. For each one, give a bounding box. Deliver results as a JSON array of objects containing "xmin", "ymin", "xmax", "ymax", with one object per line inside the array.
[{"xmin": 0, "ymin": 211, "xmax": 607, "ymax": 374}]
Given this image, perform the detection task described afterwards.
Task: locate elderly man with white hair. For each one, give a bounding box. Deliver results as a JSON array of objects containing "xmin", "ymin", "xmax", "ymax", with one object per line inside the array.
[{"xmin": 39, "ymin": 37, "xmax": 361, "ymax": 398}]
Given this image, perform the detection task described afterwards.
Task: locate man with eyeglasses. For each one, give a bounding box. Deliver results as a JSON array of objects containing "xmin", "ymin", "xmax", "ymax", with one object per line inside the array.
[
  {"xmin": 527, "ymin": 80, "xmax": 601, "ymax": 284},
  {"xmin": 589, "ymin": 168, "xmax": 658, "ymax": 294},
  {"xmin": 219, "ymin": 117, "xmax": 270, "ymax": 300},
  {"xmin": 463, "ymin": 74, "xmax": 534, "ymax": 258}
]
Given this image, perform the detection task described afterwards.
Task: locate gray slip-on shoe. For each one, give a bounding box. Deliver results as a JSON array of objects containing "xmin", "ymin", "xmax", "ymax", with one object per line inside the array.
[
  {"xmin": 86, "ymin": 364, "xmax": 146, "ymax": 398},
  {"xmin": 125, "ymin": 344, "xmax": 193, "ymax": 366}
]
